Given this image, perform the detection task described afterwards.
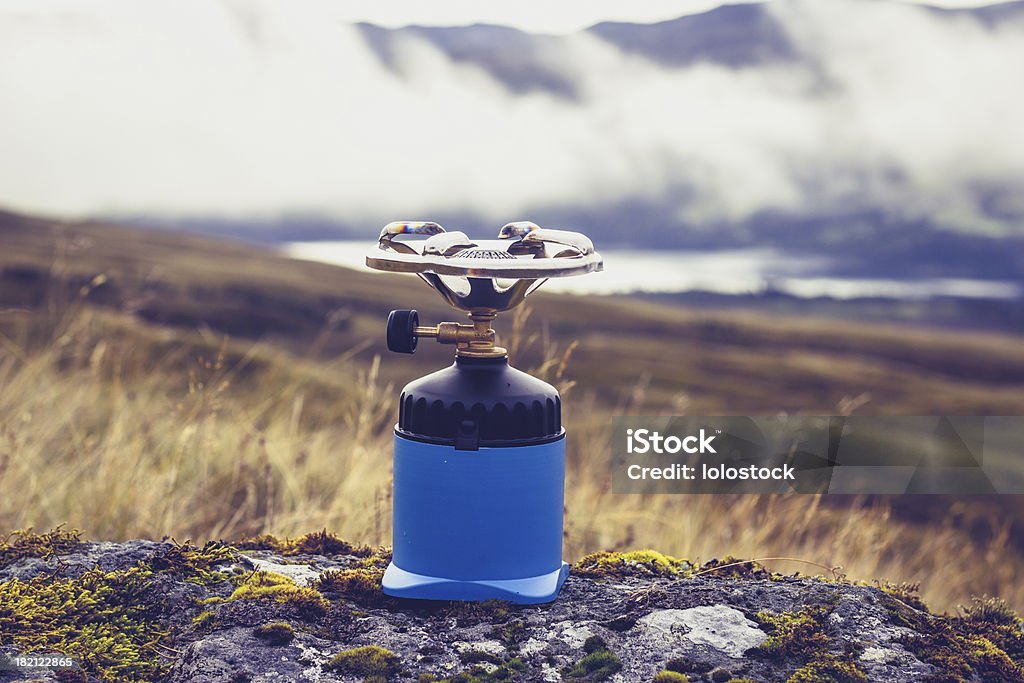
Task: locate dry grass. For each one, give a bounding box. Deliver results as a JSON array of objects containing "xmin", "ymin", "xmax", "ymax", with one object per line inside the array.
[
  {"xmin": 0, "ymin": 307, "xmax": 394, "ymax": 543},
  {"xmin": 2, "ymin": 211, "xmax": 1024, "ymax": 613},
  {"xmin": 0, "ymin": 300, "xmax": 1020, "ymax": 613}
]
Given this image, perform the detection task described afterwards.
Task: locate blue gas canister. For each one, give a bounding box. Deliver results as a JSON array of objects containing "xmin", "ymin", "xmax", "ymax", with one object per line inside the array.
[{"xmin": 365, "ymin": 220, "xmax": 602, "ymax": 604}]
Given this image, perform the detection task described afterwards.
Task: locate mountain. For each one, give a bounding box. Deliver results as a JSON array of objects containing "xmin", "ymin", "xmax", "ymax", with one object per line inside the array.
[
  {"xmin": 589, "ymin": 3, "xmax": 800, "ymax": 68},
  {"xmin": 928, "ymin": 0, "xmax": 1024, "ymax": 25},
  {"xmin": 356, "ymin": 23, "xmax": 581, "ymax": 98},
  {"xmin": 356, "ymin": 4, "xmax": 802, "ymax": 100},
  {"xmin": 356, "ymin": 1, "xmax": 1024, "ymax": 95}
]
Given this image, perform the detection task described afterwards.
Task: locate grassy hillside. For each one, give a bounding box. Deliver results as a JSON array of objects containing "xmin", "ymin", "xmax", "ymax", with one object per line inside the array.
[{"xmin": 2, "ymin": 208, "xmax": 1023, "ymax": 611}]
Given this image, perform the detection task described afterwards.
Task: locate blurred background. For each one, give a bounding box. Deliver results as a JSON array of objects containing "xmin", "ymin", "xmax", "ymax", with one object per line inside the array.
[{"xmin": 1, "ymin": 0, "xmax": 1023, "ymax": 611}]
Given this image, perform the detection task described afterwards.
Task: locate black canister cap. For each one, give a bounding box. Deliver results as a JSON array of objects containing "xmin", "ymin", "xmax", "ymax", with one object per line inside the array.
[{"xmin": 397, "ymin": 356, "xmax": 562, "ymax": 450}]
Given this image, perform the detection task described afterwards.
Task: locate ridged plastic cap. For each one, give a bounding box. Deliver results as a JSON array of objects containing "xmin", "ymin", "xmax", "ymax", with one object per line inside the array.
[{"xmin": 397, "ymin": 356, "xmax": 562, "ymax": 450}]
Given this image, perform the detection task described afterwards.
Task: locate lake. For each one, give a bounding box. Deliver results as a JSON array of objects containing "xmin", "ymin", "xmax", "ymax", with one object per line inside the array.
[{"xmin": 284, "ymin": 241, "xmax": 1022, "ymax": 300}]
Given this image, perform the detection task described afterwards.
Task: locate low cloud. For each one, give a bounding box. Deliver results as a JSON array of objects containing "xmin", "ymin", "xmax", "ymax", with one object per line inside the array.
[{"xmin": 0, "ymin": 0, "xmax": 1022, "ymax": 236}]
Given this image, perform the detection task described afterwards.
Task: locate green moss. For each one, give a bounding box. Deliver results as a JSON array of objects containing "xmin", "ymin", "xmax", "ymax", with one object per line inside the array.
[
  {"xmin": 752, "ymin": 606, "xmax": 832, "ymax": 659},
  {"xmin": 235, "ymin": 529, "xmax": 372, "ymax": 557},
  {"xmin": 583, "ymin": 635, "xmax": 609, "ymax": 653},
  {"xmin": 0, "ymin": 529, "xmax": 367, "ymax": 681},
  {"xmin": 192, "ymin": 609, "xmax": 218, "ymax": 628},
  {"xmin": 419, "ymin": 675, "xmax": 439, "ymax": 683},
  {"xmin": 253, "ymin": 622, "xmax": 295, "ymax": 645},
  {"xmin": 573, "ymin": 550, "xmax": 692, "ymax": 579},
  {"xmin": 0, "ymin": 566, "xmax": 169, "ymax": 681},
  {"xmin": 664, "ymin": 656, "xmax": 712, "ymax": 675},
  {"xmin": 876, "ymin": 580, "xmax": 929, "ymax": 612},
  {"xmin": 787, "ymin": 653, "xmax": 867, "ymax": 683},
  {"xmin": 725, "ymin": 679, "xmax": 759, "ymax": 683},
  {"xmin": 313, "ymin": 567, "xmax": 387, "ymax": 607},
  {"xmin": 698, "ymin": 556, "xmax": 776, "ymax": 580},
  {"xmin": 447, "ymin": 599, "xmax": 513, "ymax": 626},
  {"xmin": 326, "ymin": 645, "xmax": 401, "ymax": 681},
  {"xmin": 353, "ymin": 547, "xmax": 393, "ymax": 570},
  {"xmin": 881, "ymin": 593, "xmax": 933, "ymax": 633},
  {"xmin": 472, "ymin": 599, "xmax": 511, "ymax": 621},
  {"xmin": 148, "ymin": 539, "xmax": 236, "ymax": 585},
  {"xmin": 750, "ymin": 603, "xmax": 868, "ymax": 682},
  {"xmin": 230, "ymin": 569, "xmax": 292, "ymax": 588},
  {"xmin": 490, "ymin": 621, "xmax": 529, "ymax": 651},
  {"xmin": 187, "ymin": 571, "xmax": 232, "ymax": 585},
  {"xmin": 964, "ymin": 596, "xmax": 1021, "ymax": 628},
  {"xmin": 0, "ymin": 534, "xmax": 256, "ymax": 682},
  {"xmin": 960, "ymin": 597, "xmax": 1024, "ymax": 663},
  {"xmin": 653, "ymin": 671, "xmax": 690, "ymax": 682},
  {"xmin": 888, "ymin": 595, "xmax": 1024, "ymax": 681},
  {"xmin": 0, "ymin": 526, "xmax": 83, "ymax": 569},
  {"xmin": 901, "ymin": 630, "xmax": 1022, "ymax": 682},
  {"xmin": 964, "ymin": 636, "xmax": 1020, "ymax": 678},
  {"xmin": 227, "ymin": 570, "xmax": 328, "ymax": 619},
  {"xmin": 563, "ymin": 639, "xmax": 623, "ymax": 682}
]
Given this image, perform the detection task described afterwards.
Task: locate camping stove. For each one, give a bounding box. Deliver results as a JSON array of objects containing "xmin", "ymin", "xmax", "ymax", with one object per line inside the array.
[{"xmin": 366, "ymin": 221, "xmax": 602, "ymax": 603}]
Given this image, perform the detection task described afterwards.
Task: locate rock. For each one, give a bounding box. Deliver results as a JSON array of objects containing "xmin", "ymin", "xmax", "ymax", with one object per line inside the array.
[
  {"xmin": 636, "ymin": 606, "xmax": 768, "ymax": 657},
  {"xmin": 239, "ymin": 552, "xmax": 336, "ymax": 587},
  {"xmin": 1, "ymin": 533, "xmax": 1022, "ymax": 683}
]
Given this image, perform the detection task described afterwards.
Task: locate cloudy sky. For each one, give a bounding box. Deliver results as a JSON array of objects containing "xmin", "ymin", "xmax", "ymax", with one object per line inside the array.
[
  {"xmin": 0, "ymin": 0, "xmax": 1022, "ymax": 235},
  {"xmin": 1, "ymin": 0, "xmax": 999, "ymax": 32}
]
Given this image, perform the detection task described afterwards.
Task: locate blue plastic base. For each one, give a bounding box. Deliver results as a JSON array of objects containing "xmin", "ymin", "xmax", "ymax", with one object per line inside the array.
[{"xmin": 382, "ymin": 561, "xmax": 570, "ymax": 604}]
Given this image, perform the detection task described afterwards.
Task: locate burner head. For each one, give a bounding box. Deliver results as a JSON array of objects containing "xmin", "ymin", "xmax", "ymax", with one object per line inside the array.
[{"xmin": 366, "ymin": 221, "xmax": 602, "ymax": 313}]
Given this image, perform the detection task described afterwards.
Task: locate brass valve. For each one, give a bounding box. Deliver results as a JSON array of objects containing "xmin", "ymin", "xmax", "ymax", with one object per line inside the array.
[{"xmin": 387, "ymin": 309, "xmax": 507, "ymax": 358}]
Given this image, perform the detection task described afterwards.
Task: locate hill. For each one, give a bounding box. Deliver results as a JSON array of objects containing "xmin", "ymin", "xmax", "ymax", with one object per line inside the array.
[
  {"xmin": 1, "ymin": 209, "xmax": 1024, "ymax": 612},
  {"xmin": 4, "ymin": 209, "xmax": 1024, "ymax": 414}
]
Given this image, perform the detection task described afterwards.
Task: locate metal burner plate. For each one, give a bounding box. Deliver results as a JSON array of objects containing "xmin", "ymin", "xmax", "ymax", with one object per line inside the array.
[{"xmin": 366, "ymin": 222, "xmax": 603, "ymax": 279}]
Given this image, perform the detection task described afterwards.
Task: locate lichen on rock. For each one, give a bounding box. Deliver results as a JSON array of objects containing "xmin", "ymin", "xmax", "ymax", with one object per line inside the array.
[
  {"xmin": 0, "ymin": 530, "xmax": 1022, "ymax": 683},
  {"xmin": 638, "ymin": 606, "xmax": 768, "ymax": 657}
]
